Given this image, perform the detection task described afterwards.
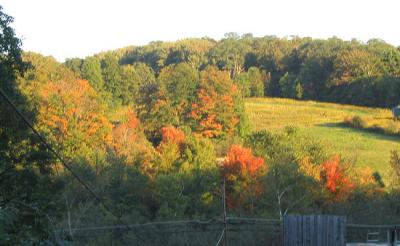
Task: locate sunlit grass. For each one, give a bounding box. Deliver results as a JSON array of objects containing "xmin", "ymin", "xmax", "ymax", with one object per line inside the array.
[{"xmin": 245, "ymin": 97, "xmax": 400, "ymax": 184}]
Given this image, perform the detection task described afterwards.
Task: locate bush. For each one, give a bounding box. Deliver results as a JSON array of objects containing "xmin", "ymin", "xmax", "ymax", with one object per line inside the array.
[
  {"xmin": 350, "ymin": 116, "xmax": 366, "ymax": 128},
  {"xmin": 343, "ymin": 115, "xmax": 400, "ymax": 136},
  {"xmin": 384, "ymin": 121, "xmax": 400, "ymax": 135}
]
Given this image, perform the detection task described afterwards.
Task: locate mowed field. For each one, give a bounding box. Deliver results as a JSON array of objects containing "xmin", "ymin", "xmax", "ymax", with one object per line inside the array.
[{"xmin": 245, "ymin": 97, "xmax": 400, "ymax": 182}]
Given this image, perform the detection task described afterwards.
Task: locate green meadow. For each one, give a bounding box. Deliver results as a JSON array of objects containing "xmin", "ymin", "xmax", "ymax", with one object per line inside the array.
[{"xmin": 245, "ymin": 97, "xmax": 400, "ymax": 182}]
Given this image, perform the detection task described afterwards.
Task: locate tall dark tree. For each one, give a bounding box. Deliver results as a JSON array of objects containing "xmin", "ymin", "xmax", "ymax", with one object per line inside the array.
[
  {"xmin": 64, "ymin": 57, "xmax": 83, "ymax": 75},
  {"xmin": 209, "ymin": 33, "xmax": 251, "ymax": 78},
  {"xmin": 0, "ymin": 6, "xmax": 61, "ymax": 243}
]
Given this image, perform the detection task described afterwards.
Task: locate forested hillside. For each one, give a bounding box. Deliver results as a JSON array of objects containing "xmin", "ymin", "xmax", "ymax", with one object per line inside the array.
[{"xmin": 1, "ymin": 5, "xmax": 400, "ymax": 245}]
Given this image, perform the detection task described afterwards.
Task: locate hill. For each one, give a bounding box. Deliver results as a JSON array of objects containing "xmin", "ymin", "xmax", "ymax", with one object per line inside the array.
[{"xmin": 245, "ymin": 97, "xmax": 400, "ymax": 183}]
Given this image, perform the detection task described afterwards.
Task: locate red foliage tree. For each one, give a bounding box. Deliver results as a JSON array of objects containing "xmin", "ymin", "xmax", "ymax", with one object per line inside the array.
[
  {"xmin": 223, "ymin": 145, "xmax": 265, "ymax": 176},
  {"xmin": 320, "ymin": 156, "xmax": 354, "ymax": 201},
  {"xmin": 222, "ymin": 145, "xmax": 267, "ymax": 210}
]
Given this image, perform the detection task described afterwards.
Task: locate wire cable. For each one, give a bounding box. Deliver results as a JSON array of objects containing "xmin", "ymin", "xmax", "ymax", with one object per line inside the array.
[
  {"xmin": 215, "ymin": 228, "xmax": 225, "ymax": 246},
  {"xmin": 347, "ymin": 223, "xmax": 400, "ymax": 228},
  {"xmin": 56, "ymin": 218, "xmax": 220, "ymax": 233}
]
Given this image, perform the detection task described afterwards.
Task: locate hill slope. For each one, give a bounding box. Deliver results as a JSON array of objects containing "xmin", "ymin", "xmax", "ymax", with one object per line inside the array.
[{"xmin": 245, "ymin": 97, "xmax": 400, "ymax": 182}]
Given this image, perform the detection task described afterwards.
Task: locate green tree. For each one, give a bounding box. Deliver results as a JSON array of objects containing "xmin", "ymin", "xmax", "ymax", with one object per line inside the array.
[
  {"xmin": 158, "ymin": 63, "xmax": 199, "ymax": 121},
  {"xmin": 153, "ymin": 128, "xmax": 219, "ymax": 219},
  {"xmin": 101, "ymin": 54, "xmax": 123, "ymax": 104},
  {"xmin": 279, "ymin": 72, "xmax": 296, "ymax": 98},
  {"xmin": 252, "ymin": 36, "xmax": 301, "ymax": 96},
  {"xmin": 121, "ymin": 41, "xmax": 170, "ymax": 73},
  {"xmin": 136, "ymin": 63, "xmax": 199, "ymax": 141},
  {"xmin": 133, "ymin": 62, "xmax": 156, "ymax": 86},
  {"xmin": 330, "ymin": 48, "xmax": 382, "ymax": 86},
  {"xmin": 234, "ymin": 72, "xmax": 251, "ymax": 97},
  {"xmin": 64, "ymin": 57, "xmax": 83, "ymax": 75},
  {"xmin": 81, "ymin": 56, "xmax": 105, "ymax": 91},
  {"xmin": 166, "ymin": 38, "xmax": 215, "ymax": 69},
  {"xmin": 247, "ymin": 67, "xmax": 265, "ymax": 97},
  {"xmin": 295, "ymin": 80, "xmax": 303, "ymax": 99},
  {"xmin": 120, "ymin": 64, "xmax": 141, "ymax": 105},
  {"xmin": 209, "ymin": 33, "xmax": 251, "ymax": 77}
]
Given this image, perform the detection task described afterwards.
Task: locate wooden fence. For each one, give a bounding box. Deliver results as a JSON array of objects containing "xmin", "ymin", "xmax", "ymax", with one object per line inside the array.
[{"xmin": 283, "ymin": 215, "xmax": 346, "ymax": 246}]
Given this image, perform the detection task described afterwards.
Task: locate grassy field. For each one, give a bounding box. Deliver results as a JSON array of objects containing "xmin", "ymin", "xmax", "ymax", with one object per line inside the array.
[{"xmin": 245, "ymin": 97, "xmax": 400, "ymax": 182}]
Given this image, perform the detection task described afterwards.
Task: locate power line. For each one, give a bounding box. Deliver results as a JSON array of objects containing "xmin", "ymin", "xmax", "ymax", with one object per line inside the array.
[
  {"xmin": 54, "ymin": 216, "xmax": 285, "ymax": 234},
  {"xmin": 0, "ymin": 88, "xmax": 138, "ymax": 237},
  {"xmin": 56, "ymin": 218, "xmax": 220, "ymax": 233},
  {"xmin": 215, "ymin": 228, "xmax": 225, "ymax": 246},
  {"xmin": 347, "ymin": 223, "xmax": 400, "ymax": 228},
  {"xmin": 227, "ymin": 217, "xmax": 281, "ymax": 224}
]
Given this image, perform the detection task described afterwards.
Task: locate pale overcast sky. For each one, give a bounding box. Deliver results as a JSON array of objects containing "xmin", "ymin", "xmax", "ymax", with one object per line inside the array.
[{"xmin": 2, "ymin": 0, "xmax": 399, "ymax": 62}]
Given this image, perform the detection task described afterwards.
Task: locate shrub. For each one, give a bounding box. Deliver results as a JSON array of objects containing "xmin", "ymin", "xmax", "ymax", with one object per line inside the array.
[
  {"xmin": 222, "ymin": 145, "xmax": 267, "ymax": 210},
  {"xmin": 350, "ymin": 116, "xmax": 366, "ymax": 128}
]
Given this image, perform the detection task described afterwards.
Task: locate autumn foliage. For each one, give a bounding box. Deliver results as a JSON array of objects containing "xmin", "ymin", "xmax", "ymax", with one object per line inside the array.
[
  {"xmin": 190, "ymin": 67, "xmax": 240, "ymax": 138},
  {"xmin": 223, "ymin": 145, "xmax": 265, "ymax": 176},
  {"xmin": 320, "ymin": 156, "xmax": 354, "ymax": 200},
  {"xmin": 113, "ymin": 109, "xmax": 153, "ymax": 162},
  {"xmin": 160, "ymin": 126, "xmax": 186, "ymax": 146},
  {"xmin": 222, "ymin": 145, "xmax": 267, "ymax": 209},
  {"xmin": 37, "ymin": 79, "xmax": 112, "ymax": 161}
]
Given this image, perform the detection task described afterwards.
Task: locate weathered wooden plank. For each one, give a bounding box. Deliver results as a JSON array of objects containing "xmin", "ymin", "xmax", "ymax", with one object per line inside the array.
[{"xmin": 283, "ymin": 215, "xmax": 346, "ymax": 246}]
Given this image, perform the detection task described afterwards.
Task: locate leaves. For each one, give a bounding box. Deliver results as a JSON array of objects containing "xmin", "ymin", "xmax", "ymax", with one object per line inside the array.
[
  {"xmin": 160, "ymin": 126, "xmax": 185, "ymax": 146},
  {"xmin": 320, "ymin": 156, "xmax": 353, "ymax": 201},
  {"xmin": 36, "ymin": 79, "xmax": 112, "ymax": 161},
  {"xmin": 112, "ymin": 109, "xmax": 153, "ymax": 164},
  {"xmin": 222, "ymin": 145, "xmax": 267, "ymax": 209},
  {"xmin": 223, "ymin": 145, "xmax": 266, "ymax": 177},
  {"xmin": 190, "ymin": 66, "xmax": 240, "ymax": 138}
]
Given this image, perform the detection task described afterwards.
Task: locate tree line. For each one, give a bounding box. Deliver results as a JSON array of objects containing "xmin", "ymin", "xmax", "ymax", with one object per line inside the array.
[{"xmin": 67, "ymin": 32, "xmax": 400, "ymax": 109}]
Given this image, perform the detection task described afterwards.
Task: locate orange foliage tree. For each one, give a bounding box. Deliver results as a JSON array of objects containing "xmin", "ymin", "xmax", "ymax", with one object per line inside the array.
[
  {"xmin": 222, "ymin": 145, "xmax": 267, "ymax": 210},
  {"xmin": 159, "ymin": 126, "xmax": 186, "ymax": 146},
  {"xmin": 190, "ymin": 66, "xmax": 240, "ymax": 138},
  {"xmin": 153, "ymin": 126, "xmax": 187, "ymax": 174},
  {"xmin": 37, "ymin": 79, "xmax": 112, "ymax": 162}
]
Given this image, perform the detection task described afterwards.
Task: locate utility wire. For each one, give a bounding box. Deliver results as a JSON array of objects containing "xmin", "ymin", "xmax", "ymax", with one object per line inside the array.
[
  {"xmin": 227, "ymin": 217, "xmax": 281, "ymax": 224},
  {"xmin": 56, "ymin": 218, "xmax": 220, "ymax": 233},
  {"xmin": 55, "ymin": 216, "xmax": 285, "ymax": 233},
  {"xmin": 347, "ymin": 223, "xmax": 400, "ymax": 228},
  {"xmin": 215, "ymin": 228, "xmax": 225, "ymax": 246},
  {"xmin": 0, "ymin": 88, "xmax": 137, "ymax": 236}
]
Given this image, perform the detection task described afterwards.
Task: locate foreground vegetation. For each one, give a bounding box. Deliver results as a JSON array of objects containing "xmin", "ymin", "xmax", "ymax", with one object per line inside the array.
[{"xmin": 1, "ymin": 5, "xmax": 400, "ymax": 245}]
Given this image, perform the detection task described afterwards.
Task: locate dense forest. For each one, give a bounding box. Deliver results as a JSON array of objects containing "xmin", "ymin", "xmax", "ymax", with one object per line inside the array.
[
  {"xmin": 65, "ymin": 31, "xmax": 400, "ymax": 108},
  {"xmin": 1, "ymin": 5, "xmax": 400, "ymax": 245}
]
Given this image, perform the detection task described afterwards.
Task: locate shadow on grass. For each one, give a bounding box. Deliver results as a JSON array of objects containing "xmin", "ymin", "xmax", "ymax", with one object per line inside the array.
[{"xmin": 316, "ymin": 122, "xmax": 400, "ymax": 142}]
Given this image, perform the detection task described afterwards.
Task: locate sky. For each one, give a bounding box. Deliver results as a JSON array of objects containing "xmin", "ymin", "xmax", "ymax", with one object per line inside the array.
[{"xmin": 2, "ymin": 0, "xmax": 399, "ymax": 62}]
